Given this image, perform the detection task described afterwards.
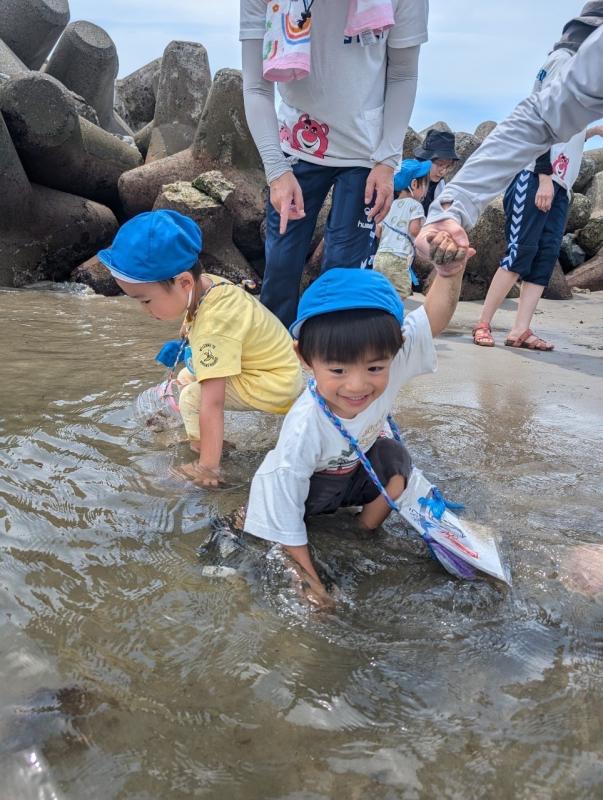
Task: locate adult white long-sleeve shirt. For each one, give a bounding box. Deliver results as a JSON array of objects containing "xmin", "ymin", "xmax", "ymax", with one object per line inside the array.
[{"xmin": 427, "ymin": 24, "xmax": 603, "ymax": 230}]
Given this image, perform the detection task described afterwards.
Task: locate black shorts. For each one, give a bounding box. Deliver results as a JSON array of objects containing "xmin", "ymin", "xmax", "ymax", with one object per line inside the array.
[{"xmin": 305, "ymin": 438, "xmax": 412, "ymax": 517}]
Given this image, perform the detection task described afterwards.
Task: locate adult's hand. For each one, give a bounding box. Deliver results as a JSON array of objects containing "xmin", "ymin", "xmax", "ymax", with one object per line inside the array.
[
  {"xmin": 535, "ymin": 174, "xmax": 554, "ymax": 213},
  {"xmin": 416, "ymin": 218, "xmax": 476, "ymax": 276},
  {"xmin": 365, "ymin": 163, "xmax": 395, "ymax": 223},
  {"xmin": 270, "ymin": 171, "xmax": 306, "ymax": 235}
]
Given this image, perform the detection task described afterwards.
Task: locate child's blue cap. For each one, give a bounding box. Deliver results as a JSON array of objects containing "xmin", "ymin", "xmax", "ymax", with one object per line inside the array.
[
  {"xmin": 98, "ymin": 210, "xmax": 203, "ymax": 283},
  {"xmin": 394, "ymin": 159, "xmax": 432, "ymax": 192},
  {"xmin": 290, "ymin": 268, "xmax": 404, "ymax": 339}
]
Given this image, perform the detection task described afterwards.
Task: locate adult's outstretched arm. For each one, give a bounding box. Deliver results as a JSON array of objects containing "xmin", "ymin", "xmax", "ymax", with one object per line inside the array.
[{"xmin": 426, "ymin": 25, "xmax": 603, "ymax": 231}]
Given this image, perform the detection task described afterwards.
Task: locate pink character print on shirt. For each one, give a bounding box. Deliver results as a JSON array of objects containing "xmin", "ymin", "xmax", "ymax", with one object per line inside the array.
[
  {"xmin": 552, "ymin": 153, "xmax": 569, "ymax": 181},
  {"xmin": 279, "ymin": 123, "xmax": 292, "ymax": 145},
  {"xmin": 291, "ymin": 113, "xmax": 330, "ymax": 159}
]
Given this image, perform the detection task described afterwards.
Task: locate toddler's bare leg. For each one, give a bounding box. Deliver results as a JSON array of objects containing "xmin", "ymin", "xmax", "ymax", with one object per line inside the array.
[{"xmin": 358, "ymin": 474, "xmax": 406, "ymax": 530}]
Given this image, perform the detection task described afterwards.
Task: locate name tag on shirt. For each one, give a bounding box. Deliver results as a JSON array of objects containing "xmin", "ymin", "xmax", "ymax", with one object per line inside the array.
[{"xmin": 359, "ymin": 30, "xmax": 379, "ymax": 46}]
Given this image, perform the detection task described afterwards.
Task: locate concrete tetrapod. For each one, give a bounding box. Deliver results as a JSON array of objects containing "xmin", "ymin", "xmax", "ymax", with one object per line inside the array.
[
  {"xmin": 0, "ymin": 73, "xmax": 142, "ymax": 209},
  {"xmin": 115, "ymin": 57, "xmax": 162, "ymax": 133},
  {"xmin": 153, "ymin": 180, "xmax": 254, "ymax": 284},
  {"xmin": 119, "ymin": 69, "xmax": 266, "ymax": 260},
  {"xmin": 0, "ymin": 0, "xmax": 70, "ymax": 70},
  {"xmin": 0, "ymin": 114, "xmax": 118, "ymax": 286},
  {"xmin": 0, "ymin": 38, "xmax": 28, "ymax": 79},
  {"xmin": 44, "ymin": 20, "xmax": 131, "ymax": 136},
  {"xmin": 146, "ymin": 41, "xmax": 212, "ymax": 163}
]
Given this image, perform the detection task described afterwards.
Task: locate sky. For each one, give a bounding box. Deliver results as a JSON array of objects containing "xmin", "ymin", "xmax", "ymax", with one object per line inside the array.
[{"xmin": 69, "ymin": 0, "xmax": 598, "ymax": 146}]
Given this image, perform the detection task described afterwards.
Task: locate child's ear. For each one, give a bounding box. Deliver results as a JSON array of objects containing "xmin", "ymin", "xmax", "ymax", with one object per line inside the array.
[
  {"xmin": 174, "ymin": 271, "xmax": 195, "ymax": 291},
  {"xmin": 292, "ymin": 340, "xmax": 312, "ymax": 372}
]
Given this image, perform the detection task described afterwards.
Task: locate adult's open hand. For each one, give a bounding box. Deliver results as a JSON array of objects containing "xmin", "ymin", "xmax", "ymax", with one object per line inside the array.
[
  {"xmin": 365, "ymin": 163, "xmax": 395, "ymax": 223},
  {"xmin": 416, "ymin": 218, "xmax": 476, "ymax": 276},
  {"xmin": 270, "ymin": 171, "xmax": 306, "ymax": 235}
]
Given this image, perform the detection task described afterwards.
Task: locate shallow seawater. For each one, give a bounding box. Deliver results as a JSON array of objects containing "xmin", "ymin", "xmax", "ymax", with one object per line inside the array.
[{"xmin": 1, "ymin": 286, "xmax": 602, "ymax": 799}]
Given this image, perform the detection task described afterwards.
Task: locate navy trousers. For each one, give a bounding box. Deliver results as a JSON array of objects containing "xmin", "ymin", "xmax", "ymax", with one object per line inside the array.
[
  {"xmin": 262, "ymin": 160, "xmax": 378, "ymax": 329},
  {"xmin": 500, "ymin": 170, "xmax": 569, "ymax": 286}
]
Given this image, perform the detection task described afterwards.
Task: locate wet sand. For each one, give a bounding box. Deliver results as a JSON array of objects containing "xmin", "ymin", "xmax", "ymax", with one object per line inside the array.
[{"xmin": 409, "ymin": 290, "xmax": 603, "ymax": 427}]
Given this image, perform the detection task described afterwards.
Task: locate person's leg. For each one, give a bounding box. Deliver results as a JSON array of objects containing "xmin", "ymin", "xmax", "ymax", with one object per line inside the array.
[
  {"xmin": 342, "ymin": 438, "xmax": 412, "ymax": 530},
  {"xmin": 507, "ymin": 185, "xmax": 569, "ymax": 348},
  {"xmin": 373, "ymin": 252, "xmax": 412, "ymax": 299},
  {"xmin": 473, "ymin": 171, "xmax": 546, "ymax": 344},
  {"xmin": 322, "ymin": 166, "xmax": 377, "ymax": 270},
  {"xmin": 261, "ymin": 160, "xmax": 334, "ymax": 328}
]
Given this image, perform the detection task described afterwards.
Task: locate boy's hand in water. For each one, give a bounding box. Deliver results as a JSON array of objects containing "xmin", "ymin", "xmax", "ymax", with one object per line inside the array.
[{"xmin": 416, "ymin": 218, "xmax": 476, "ymax": 275}]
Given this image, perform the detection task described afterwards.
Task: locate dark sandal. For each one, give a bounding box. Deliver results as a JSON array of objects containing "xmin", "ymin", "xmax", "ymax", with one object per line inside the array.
[
  {"xmin": 472, "ymin": 322, "xmax": 495, "ymax": 347},
  {"xmin": 504, "ymin": 329, "xmax": 554, "ymax": 351}
]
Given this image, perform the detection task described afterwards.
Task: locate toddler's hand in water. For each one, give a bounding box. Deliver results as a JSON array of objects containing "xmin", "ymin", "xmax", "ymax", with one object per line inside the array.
[{"xmin": 172, "ymin": 461, "xmax": 222, "ymax": 487}]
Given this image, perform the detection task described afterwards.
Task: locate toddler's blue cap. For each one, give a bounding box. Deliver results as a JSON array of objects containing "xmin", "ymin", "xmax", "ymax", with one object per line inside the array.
[
  {"xmin": 394, "ymin": 158, "xmax": 432, "ymax": 192},
  {"xmin": 98, "ymin": 210, "xmax": 203, "ymax": 283},
  {"xmin": 290, "ymin": 268, "xmax": 404, "ymax": 339}
]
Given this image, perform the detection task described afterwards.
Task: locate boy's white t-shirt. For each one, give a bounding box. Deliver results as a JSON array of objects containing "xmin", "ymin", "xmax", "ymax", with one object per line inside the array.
[
  {"xmin": 244, "ymin": 306, "xmax": 437, "ymax": 547},
  {"xmin": 239, "ymin": 0, "xmax": 429, "ymax": 168},
  {"xmin": 377, "ymin": 197, "xmax": 425, "ymax": 259}
]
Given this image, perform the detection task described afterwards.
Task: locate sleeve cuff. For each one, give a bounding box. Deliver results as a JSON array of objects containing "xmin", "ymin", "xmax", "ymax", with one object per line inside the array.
[
  {"xmin": 239, "ymin": 29, "xmax": 265, "ymax": 40},
  {"xmin": 244, "ymin": 518, "xmax": 308, "ymax": 547}
]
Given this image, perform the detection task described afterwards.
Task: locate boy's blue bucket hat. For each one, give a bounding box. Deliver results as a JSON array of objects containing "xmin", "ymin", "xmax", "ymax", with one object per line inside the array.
[
  {"xmin": 290, "ymin": 268, "xmax": 404, "ymax": 339},
  {"xmin": 98, "ymin": 210, "xmax": 203, "ymax": 283},
  {"xmin": 394, "ymin": 158, "xmax": 432, "ymax": 192}
]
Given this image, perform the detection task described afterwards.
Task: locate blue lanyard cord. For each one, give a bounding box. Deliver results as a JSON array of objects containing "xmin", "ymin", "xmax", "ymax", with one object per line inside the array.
[
  {"xmin": 308, "ymin": 379, "xmax": 401, "ymax": 512},
  {"xmin": 307, "ymin": 380, "xmax": 464, "ymax": 520}
]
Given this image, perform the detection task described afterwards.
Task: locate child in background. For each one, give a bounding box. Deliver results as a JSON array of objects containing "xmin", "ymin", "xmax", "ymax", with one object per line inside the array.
[
  {"xmin": 98, "ymin": 210, "xmax": 303, "ymax": 486},
  {"xmin": 373, "ymin": 159, "xmax": 431, "ymax": 299},
  {"xmin": 244, "ymin": 253, "xmax": 472, "ymax": 599}
]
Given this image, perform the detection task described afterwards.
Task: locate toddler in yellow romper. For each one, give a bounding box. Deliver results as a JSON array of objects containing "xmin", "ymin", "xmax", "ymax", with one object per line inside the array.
[{"xmin": 98, "ymin": 210, "xmax": 303, "ymax": 486}]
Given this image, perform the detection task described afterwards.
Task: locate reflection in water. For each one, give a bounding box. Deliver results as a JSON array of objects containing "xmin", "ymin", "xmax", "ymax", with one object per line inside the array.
[{"xmin": 0, "ymin": 286, "xmax": 602, "ymax": 799}]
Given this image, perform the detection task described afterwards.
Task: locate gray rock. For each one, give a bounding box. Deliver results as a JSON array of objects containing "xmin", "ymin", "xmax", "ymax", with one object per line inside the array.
[
  {"xmin": 0, "ymin": 112, "xmax": 117, "ymax": 287},
  {"xmin": 542, "ymin": 261, "xmax": 572, "ymax": 300},
  {"xmin": 585, "ymin": 146, "xmax": 603, "ymax": 174},
  {"xmin": 463, "ymin": 195, "xmax": 507, "ymax": 300},
  {"xmin": 192, "ymin": 171, "xmax": 235, "ymax": 205},
  {"xmin": 119, "ymin": 69, "xmax": 266, "ymax": 261},
  {"xmin": 44, "ymin": 21, "xmax": 131, "ymax": 136},
  {"xmin": 71, "ymin": 255, "xmax": 120, "ymax": 296},
  {"xmin": 403, "ymin": 126, "xmax": 423, "ymax": 159},
  {"xmin": 585, "ymin": 171, "xmax": 603, "ymax": 216},
  {"xmin": 134, "ymin": 121, "xmax": 154, "ymax": 159},
  {"xmin": 565, "ymin": 193, "xmax": 592, "ymax": 233},
  {"xmin": 418, "ymin": 121, "xmax": 451, "ymax": 138},
  {"xmin": 566, "ymin": 249, "xmax": 603, "ymax": 292},
  {"xmin": 0, "ymin": 38, "xmax": 28, "ymax": 78},
  {"xmin": 474, "ymin": 121, "xmax": 496, "ymax": 140},
  {"xmin": 449, "ymin": 133, "xmax": 481, "ymax": 180},
  {"xmin": 0, "ymin": 72, "xmax": 142, "ymax": 209},
  {"xmin": 0, "ymin": 0, "xmax": 69, "ymax": 70},
  {"xmin": 576, "ymin": 216, "xmax": 603, "ymax": 257},
  {"xmin": 573, "ymin": 156, "xmax": 596, "ymax": 194},
  {"xmin": 146, "ymin": 41, "xmax": 212, "ymax": 163},
  {"xmin": 559, "ymin": 233, "xmax": 586, "ymax": 272},
  {"xmin": 114, "ymin": 57, "xmax": 162, "ymax": 132},
  {"xmin": 153, "ymin": 181, "xmax": 256, "ymax": 284}
]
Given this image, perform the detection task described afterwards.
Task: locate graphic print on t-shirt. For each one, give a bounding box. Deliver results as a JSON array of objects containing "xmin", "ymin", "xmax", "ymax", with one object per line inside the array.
[{"xmin": 290, "ymin": 113, "xmax": 330, "ymax": 159}]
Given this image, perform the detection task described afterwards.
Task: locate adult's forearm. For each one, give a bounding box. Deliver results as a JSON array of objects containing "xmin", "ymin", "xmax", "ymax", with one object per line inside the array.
[
  {"xmin": 372, "ymin": 45, "xmax": 420, "ymax": 168},
  {"xmin": 427, "ymin": 25, "xmax": 603, "ymax": 230},
  {"xmin": 242, "ymin": 39, "xmax": 292, "ymax": 183}
]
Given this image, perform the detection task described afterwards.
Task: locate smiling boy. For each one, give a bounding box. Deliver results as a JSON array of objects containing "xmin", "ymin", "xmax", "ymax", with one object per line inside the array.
[{"xmin": 244, "ymin": 261, "xmax": 470, "ymax": 591}]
